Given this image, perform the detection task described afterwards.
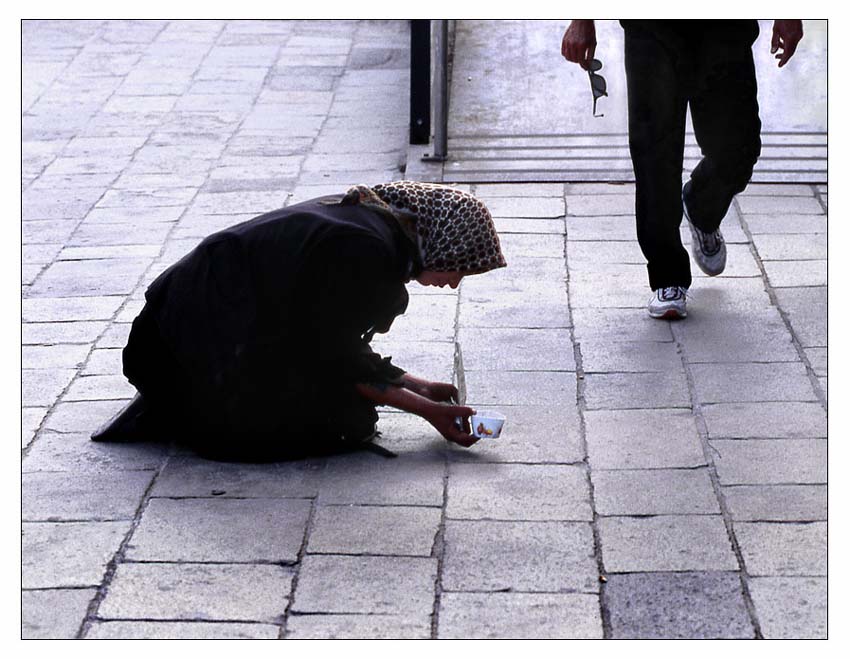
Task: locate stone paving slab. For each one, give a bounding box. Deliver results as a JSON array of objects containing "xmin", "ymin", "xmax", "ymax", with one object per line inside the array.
[
  {"xmin": 292, "ymin": 555, "xmax": 437, "ymax": 616},
  {"xmin": 464, "ymin": 370, "xmax": 575, "ymax": 406},
  {"xmin": 585, "ymin": 409, "xmax": 706, "ymax": 470},
  {"xmin": 711, "ymin": 439, "xmax": 827, "ymax": 485},
  {"xmin": 22, "ymin": 521, "xmax": 130, "ymax": 588},
  {"xmin": 307, "ymin": 505, "xmax": 441, "ymax": 557},
  {"xmin": 458, "ymin": 327, "xmax": 576, "ymax": 371},
  {"xmin": 99, "ymin": 562, "xmax": 294, "ymax": 622},
  {"xmin": 437, "ymin": 592, "xmax": 603, "ymax": 639},
  {"xmin": 723, "ymin": 485, "xmax": 826, "ymax": 522},
  {"xmin": 773, "ymin": 286, "xmax": 827, "ymax": 347},
  {"xmin": 752, "ymin": 232, "xmax": 826, "ymax": 260},
  {"xmin": 287, "ymin": 614, "xmax": 431, "ymax": 639},
  {"xmin": 583, "ymin": 371, "xmax": 691, "ymax": 410},
  {"xmin": 446, "ymin": 463, "xmax": 591, "ymax": 521},
  {"xmin": 735, "ymin": 522, "xmax": 827, "ymax": 576},
  {"xmin": 86, "ymin": 620, "xmax": 281, "ymax": 639},
  {"xmin": 22, "ymin": 470, "xmax": 155, "ymax": 521},
  {"xmin": 126, "ymin": 497, "xmax": 312, "ymax": 563},
  {"xmin": 690, "ymin": 362, "xmax": 817, "ymax": 403},
  {"xmin": 442, "ymin": 520, "xmax": 598, "ymax": 593},
  {"xmin": 599, "ymin": 515, "xmax": 738, "ymax": 572},
  {"xmin": 604, "ymin": 572, "xmax": 754, "ymax": 639},
  {"xmin": 748, "ymin": 576, "xmax": 827, "ymax": 639},
  {"xmin": 593, "ymin": 469, "xmax": 719, "ymax": 516},
  {"xmin": 459, "ymin": 292, "xmax": 572, "ymax": 329},
  {"xmin": 22, "ymin": 432, "xmax": 168, "ymax": 473},
  {"xmin": 579, "ymin": 339, "xmax": 683, "ymax": 373},
  {"xmin": 701, "ymin": 402, "xmax": 826, "ymax": 438},
  {"xmin": 762, "ymin": 259, "xmax": 827, "ymax": 288},
  {"xmin": 22, "ymin": 588, "xmax": 97, "ymax": 639}
]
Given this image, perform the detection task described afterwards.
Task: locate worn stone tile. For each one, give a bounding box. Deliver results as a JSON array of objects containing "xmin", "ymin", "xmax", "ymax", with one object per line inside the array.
[
  {"xmin": 464, "ymin": 371, "xmax": 575, "ymax": 406},
  {"xmin": 292, "ymin": 555, "xmax": 436, "ymax": 615},
  {"xmin": 369, "ymin": 340, "xmax": 453, "ymax": 383},
  {"xmin": 62, "ymin": 374, "xmax": 134, "ymax": 401},
  {"xmin": 22, "ymin": 219, "xmax": 79, "ymax": 244},
  {"xmin": 22, "ymin": 588, "xmax": 96, "ymax": 639},
  {"xmin": 585, "ymin": 409, "xmax": 705, "ymax": 469},
  {"xmin": 286, "ymin": 613, "xmax": 430, "ymax": 639},
  {"xmin": 753, "ymin": 233, "xmax": 826, "ymax": 261},
  {"xmin": 605, "ymin": 572, "xmax": 753, "ymax": 639},
  {"xmin": 572, "ymin": 307, "xmax": 674, "ymax": 343},
  {"xmin": 580, "ymin": 340, "xmax": 682, "ymax": 373},
  {"xmin": 763, "ymin": 260, "xmax": 826, "ymax": 288},
  {"xmin": 711, "ymin": 439, "xmax": 827, "ymax": 485},
  {"xmin": 308, "ymin": 505, "xmax": 440, "ymax": 556},
  {"xmin": 387, "ymin": 293, "xmax": 457, "ymax": 342},
  {"xmin": 151, "ymin": 455, "xmax": 323, "ymax": 498},
  {"xmin": 748, "ymin": 577, "xmax": 827, "ymax": 639},
  {"xmin": 22, "ymin": 521, "xmax": 130, "ymax": 588},
  {"xmin": 740, "ymin": 184, "xmax": 815, "ymax": 197},
  {"xmin": 584, "ymin": 371, "xmax": 691, "ymax": 410},
  {"xmin": 80, "ymin": 347, "xmax": 123, "ymax": 375},
  {"xmin": 774, "ymin": 286, "xmax": 827, "ymax": 347},
  {"xmin": 23, "ymin": 320, "xmax": 108, "ymax": 345},
  {"xmin": 677, "ymin": 312, "xmax": 800, "ymax": 363},
  {"xmin": 41, "ymin": 399, "xmax": 127, "ymax": 434},
  {"xmin": 566, "ymin": 194, "xmax": 634, "ymax": 216},
  {"xmin": 22, "ymin": 470, "xmax": 155, "ymax": 521},
  {"xmin": 743, "ymin": 213, "xmax": 827, "ymax": 234},
  {"xmin": 737, "ymin": 195, "xmax": 823, "ymax": 215},
  {"xmin": 594, "ymin": 469, "xmax": 719, "ymax": 516},
  {"xmin": 446, "ymin": 463, "xmax": 591, "ymax": 521},
  {"xmin": 22, "ymin": 295, "xmax": 124, "ymax": 322},
  {"xmin": 735, "ymin": 522, "xmax": 826, "ymax": 576},
  {"xmin": 22, "ymin": 344, "xmax": 91, "ymax": 370},
  {"xmin": 691, "ymin": 362, "xmax": 817, "ymax": 403},
  {"xmin": 22, "ymin": 368, "xmax": 76, "ymax": 406},
  {"xmin": 459, "ymin": 292, "xmax": 571, "ymax": 329},
  {"xmin": 498, "ymin": 232, "xmax": 565, "ymax": 258},
  {"xmin": 458, "ymin": 327, "xmax": 575, "ymax": 371},
  {"xmin": 804, "ymin": 347, "xmax": 827, "ymax": 376},
  {"xmin": 494, "ymin": 216, "xmax": 565, "ymax": 234},
  {"xmin": 21, "ymin": 407, "xmax": 49, "ymax": 449},
  {"xmin": 702, "ymin": 402, "xmax": 826, "ymax": 438},
  {"xmin": 99, "ymin": 562, "xmax": 293, "ymax": 622},
  {"xmin": 28, "ymin": 257, "xmax": 151, "ymax": 297},
  {"xmin": 446, "ymin": 404, "xmax": 584, "ymax": 464},
  {"xmin": 482, "ymin": 196, "xmax": 565, "ymax": 218},
  {"xmin": 568, "ymin": 239, "xmax": 645, "ymax": 264},
  {"xmin": 599, "ymin": 516, "xmax": 738, "ymax": 572},
  {"xmin": 443, "ymin": 520, "xmax": 598, "ymax": 592},
  {"xmin": 461, "ymin": 256, "xmax": 565, "ymax": 297},
  {"xmin": 723, "ymin": 485, "xmax": 826, "ymax": 521},
  {"xmin": 128, "ymin": 497, "xmax": 310, "ymax": 562},
  {"xmin": 22, "ymin": 431, "xmax": 167, "ymax": 473},
  {"xmin": 570, "ymin": 272, "xmax": 649, "ymax": 308},
  {"xmin": 567, "ymin": 215, "xmax": 635, "ymax": 241},
  {"xmin": 438, "ymin": 592, "xmax": 602, "ymax": 639},
  {"xmin": 86, "ymin": 620, "xmax": 280, "ymax": 639}
]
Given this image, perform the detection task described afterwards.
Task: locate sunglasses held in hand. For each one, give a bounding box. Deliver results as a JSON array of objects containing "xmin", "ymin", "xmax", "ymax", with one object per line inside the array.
[{"xmin": 587, "ymin": 58, "xmax": 607, "ymax": 117}]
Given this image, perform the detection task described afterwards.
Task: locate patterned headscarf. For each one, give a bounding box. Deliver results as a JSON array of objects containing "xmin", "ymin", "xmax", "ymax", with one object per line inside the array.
[{"xmin": 343, "ymin": 181, "xmax": 507, "ymax": 274}]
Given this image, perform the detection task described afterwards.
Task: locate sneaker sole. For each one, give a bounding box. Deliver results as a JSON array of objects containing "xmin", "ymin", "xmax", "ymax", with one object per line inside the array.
[{"xmin": 649, "ymin": 308, "xmax": 687, "ymax": 320}]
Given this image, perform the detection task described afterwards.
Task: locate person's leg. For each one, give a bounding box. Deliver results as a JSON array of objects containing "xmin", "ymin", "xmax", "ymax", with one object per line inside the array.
[
  {"xmin": 624, "ymin": 24, "xmax": 692, "ymax": 291},
  {"xmin": 685, "ymin": 21, "xmax": 762, "ymax": 232}
]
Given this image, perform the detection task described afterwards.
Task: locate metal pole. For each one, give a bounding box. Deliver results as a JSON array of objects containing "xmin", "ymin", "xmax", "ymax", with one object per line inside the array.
[
  {"xmin": 430, "ymin": 19, "xmax": 449, "ymax": 160},
  {"xmin": 409, "ymin": 20, "xmax": 431, "ymax": 145}
]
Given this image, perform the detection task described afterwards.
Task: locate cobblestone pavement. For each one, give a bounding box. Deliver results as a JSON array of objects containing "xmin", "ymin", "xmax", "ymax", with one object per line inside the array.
[{"xmin": 22, "ymin": 20, "xmax": 827, "ymax": 639}]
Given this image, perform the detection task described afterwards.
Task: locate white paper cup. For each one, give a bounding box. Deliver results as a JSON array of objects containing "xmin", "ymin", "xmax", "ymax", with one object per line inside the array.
[{"xmin": 471, "ymin": 411, "xmax": 506, "ymax": 439}]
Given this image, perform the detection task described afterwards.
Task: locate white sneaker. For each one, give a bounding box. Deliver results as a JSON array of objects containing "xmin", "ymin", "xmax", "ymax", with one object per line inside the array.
[
  {"xmin": 683, "ymin": 188, "xmax": 726, "ymax": 276},
  {"xmin": 648, "ymin": 286, "xmax": 688, "ymax": 319}
]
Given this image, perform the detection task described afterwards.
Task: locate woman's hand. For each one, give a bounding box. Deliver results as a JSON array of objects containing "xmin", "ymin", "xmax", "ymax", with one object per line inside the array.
[
  {"xmin": 401, "ymin": 374, "xmax": 459, "ymax": 403},
  {"xmin": 561, "ymin": 20, "xmax": 597, "ymax": 70},
  {"xmin": 422, "ymin": 402, "xmax": 479, "ymax": 448}
]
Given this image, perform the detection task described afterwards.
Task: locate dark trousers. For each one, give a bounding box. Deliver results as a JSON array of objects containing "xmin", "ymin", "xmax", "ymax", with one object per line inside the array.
[{"xmin": 623, "ymin": 20, "xmax": 762, "ymax": 289}]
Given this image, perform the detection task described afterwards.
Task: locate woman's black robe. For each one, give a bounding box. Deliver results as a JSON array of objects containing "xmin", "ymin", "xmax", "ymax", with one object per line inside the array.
[{"xmin": 123, "ymin": 195, "xmax": 417, "ymax": 453}]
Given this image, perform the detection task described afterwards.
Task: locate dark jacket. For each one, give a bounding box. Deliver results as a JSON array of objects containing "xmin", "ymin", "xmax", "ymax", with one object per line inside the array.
[{"xmin": 125, "ymin": 195, "xmax": 418, "ymax": 438}]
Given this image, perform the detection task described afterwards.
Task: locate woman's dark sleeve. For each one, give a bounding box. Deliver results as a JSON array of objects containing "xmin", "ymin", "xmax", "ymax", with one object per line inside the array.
[{"xmin": 294, "ymin": 233, "xmax": 408, "ymax": 389}]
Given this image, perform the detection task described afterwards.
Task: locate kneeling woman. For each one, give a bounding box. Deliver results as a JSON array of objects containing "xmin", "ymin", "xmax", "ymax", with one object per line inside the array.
[{"xmin": 92, "ymin": 182, "xmax": 506, "ymax": 460}]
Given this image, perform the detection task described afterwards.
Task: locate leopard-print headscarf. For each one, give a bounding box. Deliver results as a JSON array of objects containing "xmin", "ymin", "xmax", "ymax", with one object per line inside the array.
[{"xmin": 343, "ymin": 182, "xmax": 506, "ymax": 274}]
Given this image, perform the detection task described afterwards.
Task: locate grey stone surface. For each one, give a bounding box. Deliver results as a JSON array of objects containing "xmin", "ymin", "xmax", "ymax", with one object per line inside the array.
[
  {"xmin": 735, "ymin": 522, "xmax": 827, "ymax": 576},
  {"xmin": 702, "ymin": 402, "xmax": 826, "ymax": 438},
  {"xmin": 438, "ymin": 592, "xmax": 603, "ymax": 639},
  {"xmin": 748, "ymin": 577, "xmax": 827, "ymax": 639},
  {"xmin": 22, "ymin": 368, "xmax": 76, "ymax": 406},
  {"xmin": 446, "ymin": 463, "xmax": 592, "ymax": 521},
  {"xmin": 585, "ymin": 409, "xmax": 706, "ymax": 469},
  {"xmin": 458, "ymin": 327, "xmax": 576, "ymax": 371},
  {"xmin": 41, "ymin": 399, "xmax": 127, "ymax": 434},
  {"xmin": 22, "ymin": 431, "xmax": 168, "ymax": 472},
  {"xmin": 567, "ymin": 194, "xmax": 634, "ymax": 216},
  {"xmin": 482, "ymin": 196, "xmax": 565, "ymax": 218},
  {"xmin": 804, "ymin": 347, "xmax": 827, "ymax": 376},
  {"xmin": 691, "ymin": 362, "xmax": 817, "ymax": 403},
  {"xmin": 598, "ymin": 516, "xmax": 738, "ymax": 572},
  {"xmin": 763, "ymin": 259, "xmax": 827, "ymax": 287},
  {"xmin": 743, "ymin": 213, "xmax": 827, "ymax": 234},
  {"xmin": 593, "ymin": 469, "xmax": 719, "ymax": 516},
  {"xmin": 583, "ymin": 371, "xmax": 691, "ymax": 410},
  {"xmin": 572, "ymin": 307, "xmax": 674, "ymax": 343},
  {"xmin": 99, "ymin": 563, "xmax": 294, "ymax": 622},
  {"xmin": 459, "ymin": 291, "xmax": 571, "ymax": 328},
  {"xmin": 711, "ymin": 439, "xmax": 827, "ymax": 485},
  {"xmin": 464, "ymin": 371, "xmax": 575, "ymax": 406},
  {"xmin": 22, "ymin": 344, "xmax": 91, "ymax": 370},
  {"xmin": 752, "ymin": 232, "xmax": 826, "ymax": 260},
  {"xmin": 308, "ymin": 505, "xmax": 441, "ymax": 556},
  {"xmin": 580, "ymin": 339, "xmax": 683, "ymax": 373},
  {"xmin": 723, "ymin": 485, "xmax": 826, "ymax": 521},
  {"xmin": 292, "ymin": 555, "xmax": 437, "ymax": 615},
  {"xmin": 774, "ymin": 286, "xmax": 827, "ymax": 347},
  {"xmin": 151, "ymin": 456, "xmax": 324, "ymax": 499},
  {"xmin": 22, "ymin": 521, "xmax": 129, "ymax": 588},
  {"xmin": 287, "ymin": 614, "xmax": 431, "ymax": 639},
  {"xmin": 22, "ymin": 588, "xmax": 96, "ymax": 639},
  {"xmin": 127, "ymin": 497, "xmax": 311, "ymax": 562},
  {"xmin": 22, "ymin": 470, "xmax": 155, "ymax": 520},
  {"xmin": 605, "ymin": 572, "xmax": 754, "ymax": 639},
  {"xmin": 442, "ymin": 520, "xmax": 598, "ymax": 592},
  {"xmin": 21, "ymin": 407, "xmax": 48, "ymax": 449},
  {"xmin": 86, "ymin": 621, "xmax": 281, "ymax": 639}
]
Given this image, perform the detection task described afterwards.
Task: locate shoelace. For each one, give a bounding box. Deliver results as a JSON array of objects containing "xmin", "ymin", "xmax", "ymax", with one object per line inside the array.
[
  {"xmin": 699, "ymin": 229, "xmax": 724, "ymax": 256},
  {"xmin": 658, "ymin": 286, "xmax": 687, "ymax": 301}
]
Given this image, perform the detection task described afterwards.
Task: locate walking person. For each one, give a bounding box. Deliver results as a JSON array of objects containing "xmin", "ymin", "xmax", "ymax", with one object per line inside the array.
[
  {"xmin": 91, "ymin": 182, "xmax": 506, "ymax": 461},
  {"xmin": 562, "ymin": 19, "xmax": 803, "ymax": 318}
]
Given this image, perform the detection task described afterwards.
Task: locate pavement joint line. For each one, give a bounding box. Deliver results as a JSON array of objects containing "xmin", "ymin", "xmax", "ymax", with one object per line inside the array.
[
  {"xmin": 669, "ymin": 318, "xmax": 764, "ymax": 639},
  {"xmin": 561, "ymin": 197, "xmax": 612, "ymax": 640},
  {"xmin": 734, "ymin": 192, "xmax": 828, "ymax": 410}
]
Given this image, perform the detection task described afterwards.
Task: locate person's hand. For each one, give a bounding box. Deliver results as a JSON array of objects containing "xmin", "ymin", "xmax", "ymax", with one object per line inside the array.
[
  {"xmin": 423, "ymin": 381, "xmax": 459, "ymax": 404},
  {"xmin": 561, "ymin": 19, "xmax": 597, "ymax": 70},
  {"xmin": 422, "ymin": 402, "xmax": 479, "ymax": 448},
  {"xmin": 771, "ymin": 20, "xmax": 803, "ymax": 67}
]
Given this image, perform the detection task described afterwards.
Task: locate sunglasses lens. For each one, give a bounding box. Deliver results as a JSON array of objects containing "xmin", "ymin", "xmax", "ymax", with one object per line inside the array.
[
  {"xmin": 588, "ymin": 59, "xmax": 603, "ymax": 72},
  {"xmin": 590, "ymin": 75, "xmax": 607, "ymax": 94}
]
